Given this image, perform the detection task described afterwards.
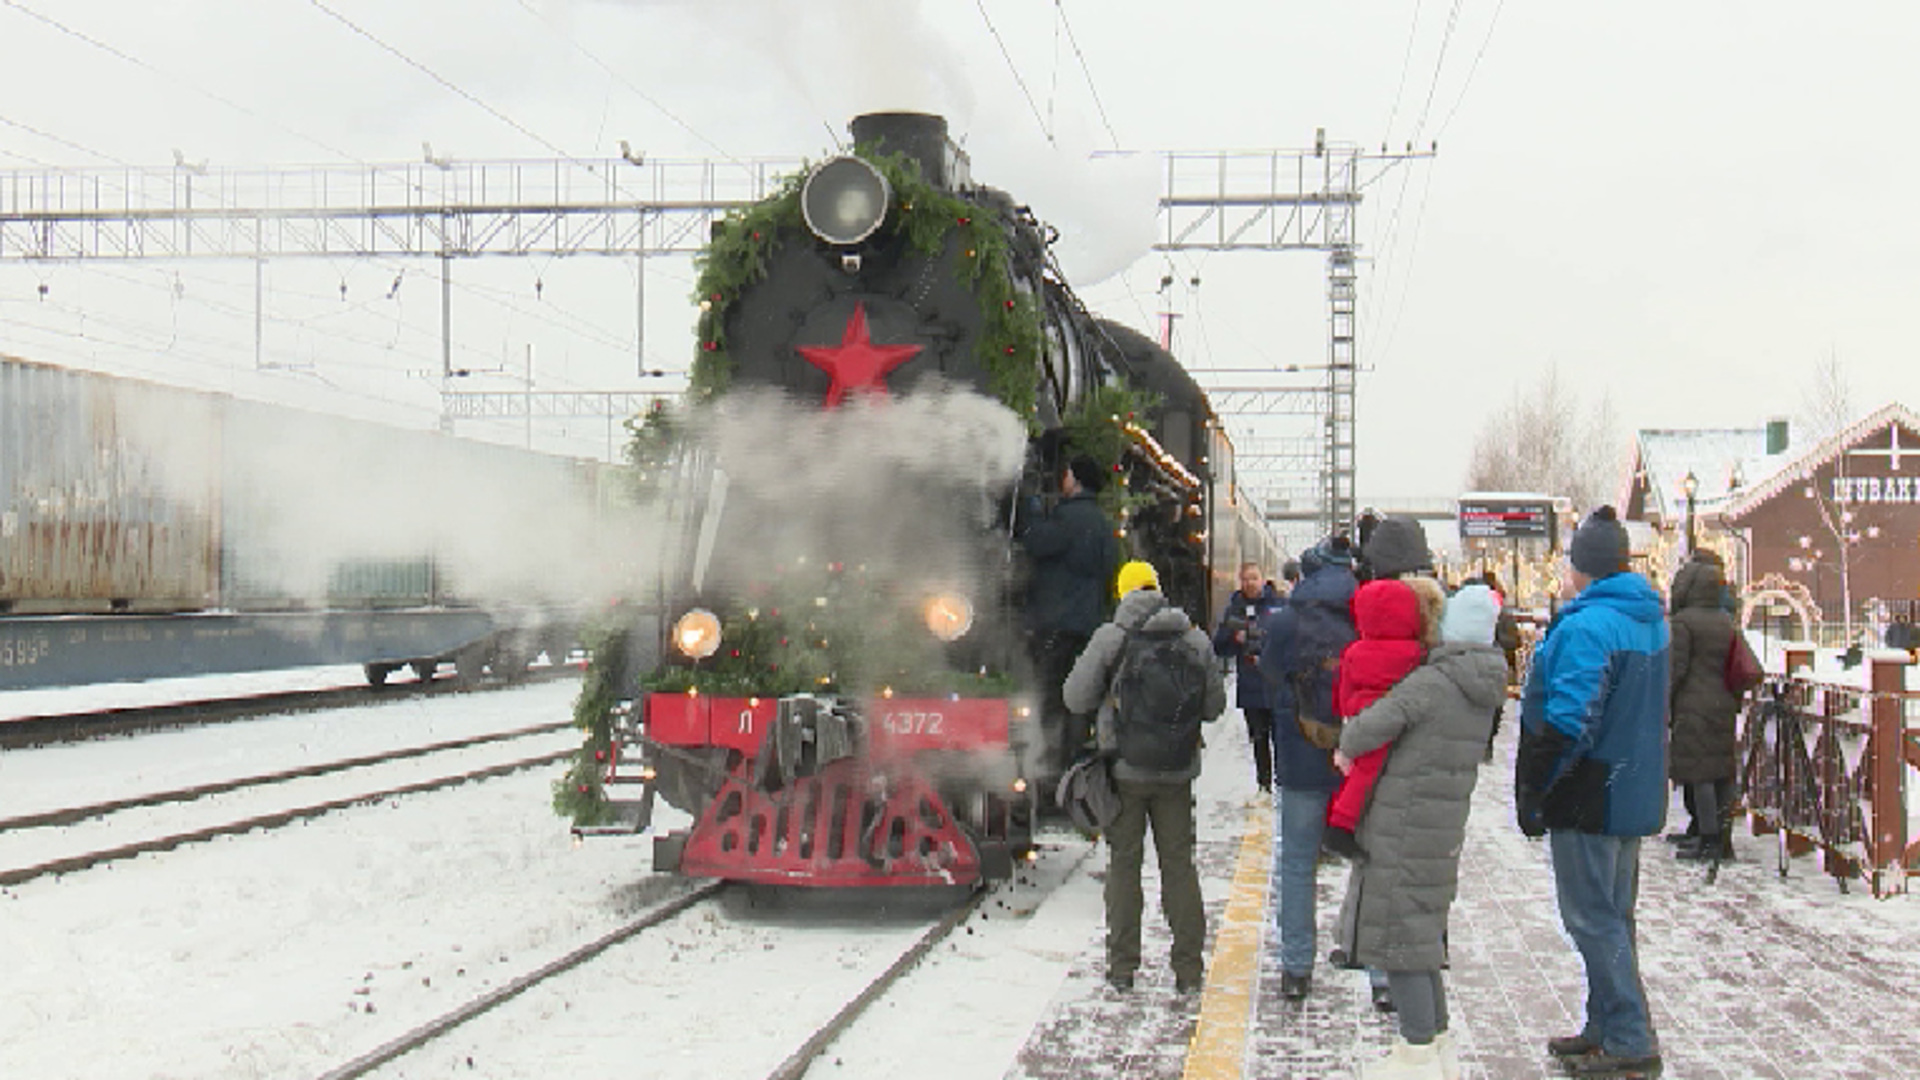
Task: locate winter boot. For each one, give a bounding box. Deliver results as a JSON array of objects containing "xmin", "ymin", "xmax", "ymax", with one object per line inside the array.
[
  {"xmin": 1359, "ymin": 1037, "xmax": 1446, "ymax": 1080},
  {"xmin": 1432, "ymin": 1030, "xmax": 1462, "ymax": 1080}
]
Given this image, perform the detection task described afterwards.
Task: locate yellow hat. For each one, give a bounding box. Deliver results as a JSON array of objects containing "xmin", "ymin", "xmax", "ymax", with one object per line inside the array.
[{"xmin": 1115, "ymin": 560, "xmax": 1160, "ymax": 597}]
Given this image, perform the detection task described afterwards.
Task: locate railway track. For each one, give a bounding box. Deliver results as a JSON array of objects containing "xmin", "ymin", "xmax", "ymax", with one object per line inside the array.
[
  {"xmin": 303, "ymin": 837, "xmax": 1096, "ymax": 1080},
  {"xmin": 0, "ymin": 722, "xmax": 577, "ymax": 887},
  {"xmin": 0, "ymin": 664, "xmax": 581, "ymax": 748},
  {"xmin": 307, "ymin": 880, "xmax": 991, "ymax": 1080}
]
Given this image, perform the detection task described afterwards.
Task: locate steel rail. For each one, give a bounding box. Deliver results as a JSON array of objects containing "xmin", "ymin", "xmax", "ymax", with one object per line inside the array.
[
  {"xmin": 0, "ymin": 665, "xmax": 578, "ymax": 748},
  {"xmin": 765, "ymin": 885, "xmax": 992, "ymax": 1080},
  {"xmin": 0, "ymin": 748, "xmax": 572, "ymax": 887},
  {"xmin": 310, "ymin": 881, "xmax": 727, "ymax": 1080},
  {"xmin": 0, "ymin": 720, "xmax": 573, "ymax": 832}
]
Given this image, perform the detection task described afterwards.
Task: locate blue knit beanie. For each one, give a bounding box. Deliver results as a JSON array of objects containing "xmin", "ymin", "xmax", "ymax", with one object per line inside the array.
[
  {"xmin": 1442, "ymin": 584, "xmax": 1500, "ymax": 645},
  {"xmin": 1312, "ymin": 535, "xmax": 1356, "ymax": 569}
]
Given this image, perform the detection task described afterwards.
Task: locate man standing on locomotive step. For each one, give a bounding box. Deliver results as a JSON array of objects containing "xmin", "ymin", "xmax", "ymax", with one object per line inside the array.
[
  {"xmin": 1018, "ymin": 456, "xmax": 1118, "ymax": 779},
  {"xmin": 1064, "ymin": 560, "xmax": 1226, "ymax": 993},
  {"xmin": 1516, "ymin": 506, "xmax": 1669, "ymax": 1078}
]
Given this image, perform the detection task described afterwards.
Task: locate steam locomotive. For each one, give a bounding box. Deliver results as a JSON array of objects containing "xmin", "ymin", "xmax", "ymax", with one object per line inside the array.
[{"xmin": 566, "ymin": 113, "xmax": 1278, "ymax": 888}]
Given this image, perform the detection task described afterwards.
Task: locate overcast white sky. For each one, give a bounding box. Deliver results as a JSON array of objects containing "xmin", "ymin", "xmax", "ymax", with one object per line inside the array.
[{"xmin": 1, "ymin": 0, "xmax": 1915, "ymax": 502}]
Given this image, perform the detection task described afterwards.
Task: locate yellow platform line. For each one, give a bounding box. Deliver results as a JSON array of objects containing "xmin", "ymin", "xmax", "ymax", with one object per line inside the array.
[{"xmin": 1184, "ymin": 801, "xmax": 1274, "ymax": 1080}]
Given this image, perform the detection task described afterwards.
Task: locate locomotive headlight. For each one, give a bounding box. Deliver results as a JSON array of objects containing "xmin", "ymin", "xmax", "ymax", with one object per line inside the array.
[
  {"xmin": 802, "ymin": 156, "xmax": 891, "ymax": 245},
  {"xmin": 922, "ymin": 592, "xmax": 974, "ymax": 642},
  {"xmin": 672, "ymin": 608, "xmax": 723, "ymax": 660}
]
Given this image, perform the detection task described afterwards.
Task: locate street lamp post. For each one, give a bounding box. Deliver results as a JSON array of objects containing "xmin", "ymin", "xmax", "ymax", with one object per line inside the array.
[{"xmin": 1682, "ymin": 470, "xmax": 1699, "ymax": 553}]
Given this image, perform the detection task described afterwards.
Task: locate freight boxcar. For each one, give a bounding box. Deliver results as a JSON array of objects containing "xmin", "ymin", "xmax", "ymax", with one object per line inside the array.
[{"xmin": 0, "ymin": 355, "xmax": 616, "ymax": 690}]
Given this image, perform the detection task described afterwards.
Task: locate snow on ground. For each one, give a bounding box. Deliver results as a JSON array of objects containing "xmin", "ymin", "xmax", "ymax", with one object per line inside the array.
[
  {"xmin": 0, "ymin": 664, "xmax": 376, "ymax": 722},
  {"xmin": 3, "ymin": 666, "xmax": 1918, "ymax": 1079}
]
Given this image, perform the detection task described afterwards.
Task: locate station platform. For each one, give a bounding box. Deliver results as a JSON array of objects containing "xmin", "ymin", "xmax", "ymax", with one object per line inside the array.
[{"xmin": 1004, "ymin": 705, "xmax": 1920, "ymax": 1080}]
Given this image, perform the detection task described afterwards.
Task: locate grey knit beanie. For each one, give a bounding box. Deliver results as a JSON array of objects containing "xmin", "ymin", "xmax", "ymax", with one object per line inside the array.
[
  {"xmin": 1569, "ymin": 505, "xmax": 1631, "ymax": 577},
  {"xmin": 1359, "ymin": 515, "xmax": 1434, "ymax": 579}
]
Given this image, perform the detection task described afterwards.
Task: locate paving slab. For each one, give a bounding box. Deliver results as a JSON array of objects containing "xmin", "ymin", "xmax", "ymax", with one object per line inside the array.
[{"xmin": 1011, "ymin": 707, "xmax": 1920, "ymax": 1080}]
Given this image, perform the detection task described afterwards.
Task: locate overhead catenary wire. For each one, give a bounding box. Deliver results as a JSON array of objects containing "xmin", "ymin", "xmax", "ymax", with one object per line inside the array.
[
  {"xmin": 308, "ymin": 0, "xmax": 575, "ymax": 163},
  {"xmin": 0, "ymin": 0, "xmax": 360, "ymax": 163},
  {"xmin": 0, "ymin": 8, "xmax": 673, "ymax": 402},
  {"xmin": 0, "ymin": 112, "xmax": 125, "ymax": 165},
  {"xmin": 1408, "ymin": 0, "xmax": 1466, "ymax": 145},
  {"xmin": 505, "ymin": 0, "xmax": 747, "ymax": 168},
  {"xmin": 1055, "ymin": 0, "xmax": 1122, "ymax": 151},
  {"xmin": 1432, "ymin": 0, "xmax": 1507, "ymax": 143},
  {"xmin": 975, "ymin": 0, "xmax": 1055, "ymax": 146},
  {"xmin": 1379, "ymin": 0, "xmax": 1426, "ymax": 146}
]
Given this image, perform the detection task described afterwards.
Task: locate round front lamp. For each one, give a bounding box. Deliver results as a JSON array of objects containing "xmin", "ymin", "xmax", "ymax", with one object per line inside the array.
[
  {"xmin": 672, "ymin": 608, "xmax": 723, "ymax": 660},
  {"xmin": 922, "ymin": 592, "xmax": 974, "ymax": 642},
  {"xmin": 802, "ymin": 156, "xmax": 891, "ymax": 245}
]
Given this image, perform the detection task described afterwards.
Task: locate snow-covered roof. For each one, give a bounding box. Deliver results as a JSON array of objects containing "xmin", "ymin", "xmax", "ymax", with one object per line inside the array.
[
  {"xmin": 1721, "ymin": 402, "xmax": 1920, "ymax": 520},
  {"xmin": 1624, "ymin": 426, "xmax": 1782, "ymax": 523}
]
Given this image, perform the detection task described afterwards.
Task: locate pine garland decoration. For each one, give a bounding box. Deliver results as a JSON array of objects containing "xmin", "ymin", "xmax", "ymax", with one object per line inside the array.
[
  {"xmin": 619, "ymin": 397, "xmax": 684, "ymax": 500},
  {"xmin": 552, "ymin": 623, "xmax": 632, "ymax": 826},
  {"xmin": 1063, "ymin": 380, "xmax": 1164, "ymax": 520},
  {"xmin": 686, "ymin": 149, "xmax": 1042, "ymax": 420}
]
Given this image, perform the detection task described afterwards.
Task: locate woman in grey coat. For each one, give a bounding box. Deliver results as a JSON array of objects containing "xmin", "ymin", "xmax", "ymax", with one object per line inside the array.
[
  {"xmin": 1333, "ymin": 584, "xmax": 1508, "ymax": 1080},
  {"xmin": 1667, "ymin": 551, "xmax": 1742, "ymax": 859}
]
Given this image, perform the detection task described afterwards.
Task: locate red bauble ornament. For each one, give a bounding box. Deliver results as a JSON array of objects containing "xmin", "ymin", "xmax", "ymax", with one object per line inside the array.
[
  {"xmin": 703, "ymin": 341, "xmax": 719, "ymax": 352},
  {"xmin": 1004, "ymin": 300, "xmax": 1015, "ymax": 310},
  {"xmin": 957, "ymin": 216, "xmax": 971, "ymax": 226},
  {"xmin": 710, "ymin": 292, "xmax": 722, "ymax": 302},
  {"xmin": 796, "ymin": 302, "xmax": 923, "ymax": 408},
  {"xmin": 577, "ymin": 784, "xmax": 590, "ymax": 794},
  {"xmin": 729, "ymin": 649, "xmax": 741, "ymax": 658},
  {"xmin": 751, "ymin": 231, "xmax": 762, "ymax": 240},
  {"xmin": 1004, "ymin": 346, "xmax": 1016, "ymax": 355},
  {"xmin": 779, "ymin": 637, "xmax": 789, "ymax": 646},
  {"xmin": 593, "ymin": 751, "xmax": 605, "ymax": 762}
]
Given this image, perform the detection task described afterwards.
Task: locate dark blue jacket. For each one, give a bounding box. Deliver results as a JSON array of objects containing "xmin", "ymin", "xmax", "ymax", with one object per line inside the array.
[
  {"xmin": 1516, "ymin": 572, "xmax": 1671, "ymax": 837},
  {"xmin": 1257, "ymin": 563, "xmax": 1357, "ymax": 791},
  {"xmin": 1017, "ymin": 492, "xmax": 1115, "ymax": 638},
  {"xmin": 1214, "ymin": 583, "xmax": 1284, "ymax": 710}
]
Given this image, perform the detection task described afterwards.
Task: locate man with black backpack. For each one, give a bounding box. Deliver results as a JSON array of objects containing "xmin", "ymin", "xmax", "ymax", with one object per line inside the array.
[
  {"xmin": 1256, "ymin": 535, "xmax": 1359, "ymax": 1001},
  {"xmin": 1063, "ymin": 560, "xmax": 1227, "ymax": 994}
]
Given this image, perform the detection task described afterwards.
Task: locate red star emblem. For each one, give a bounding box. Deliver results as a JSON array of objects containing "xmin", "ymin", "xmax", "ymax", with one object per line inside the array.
[{"xmin": 795, "ymin": 302, "xmax": 923, "ymax": 408}]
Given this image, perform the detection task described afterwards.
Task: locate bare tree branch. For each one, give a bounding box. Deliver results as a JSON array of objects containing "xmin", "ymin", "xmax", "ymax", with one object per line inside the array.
[{"xmin": 1464, "ymin": 365, "xmax": 1619, "ymax": 507}]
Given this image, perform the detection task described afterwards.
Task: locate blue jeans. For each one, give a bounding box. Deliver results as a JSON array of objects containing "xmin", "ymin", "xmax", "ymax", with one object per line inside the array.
[
  {"xmin": 1275, "ymin": 786, "xmax": 1330, "ymax": 976},
  {"xmin": 1550, "ymin": 831, "xmax": 1656, "ymax": 1057}
]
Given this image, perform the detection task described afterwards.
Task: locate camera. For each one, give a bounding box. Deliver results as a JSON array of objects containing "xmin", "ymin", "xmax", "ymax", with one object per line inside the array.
[{"xmin": 1225, "ymin": 614, "xmax": 1263, "ymax": 658}]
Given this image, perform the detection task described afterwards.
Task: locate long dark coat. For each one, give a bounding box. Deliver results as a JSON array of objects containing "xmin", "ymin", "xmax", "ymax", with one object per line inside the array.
[
  {"xmin": 1668, "ymin": 558, "xmax": 1742, "ymax": 783},
  {"xmin": 1018, "ymin": 492, "xmax": 1115, "ymax": 637}
]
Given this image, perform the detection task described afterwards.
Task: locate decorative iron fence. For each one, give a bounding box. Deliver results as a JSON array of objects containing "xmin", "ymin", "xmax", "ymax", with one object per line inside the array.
[{"xmin": 1739, "ymin": 650, "xmax": 1917, "ymax": 897}]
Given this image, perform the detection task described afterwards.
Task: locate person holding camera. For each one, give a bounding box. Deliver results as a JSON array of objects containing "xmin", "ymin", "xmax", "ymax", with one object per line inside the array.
[{"xmin": 1213, "ymin": 560, "xmax": 1288, "ymax": 794}]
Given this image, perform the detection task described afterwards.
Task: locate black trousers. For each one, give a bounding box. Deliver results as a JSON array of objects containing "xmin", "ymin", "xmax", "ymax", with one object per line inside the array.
[
  {"xmin": 1036, "ymin": 630, "xmax": 1091, "ymax": 777},
  {"xmin": 1243, "ymin": 706, "xmax": 1274, "ymax": 789},
  {"xmin": 1681, "ymin": 778, "xmax": 1736, "ymax": 836}
]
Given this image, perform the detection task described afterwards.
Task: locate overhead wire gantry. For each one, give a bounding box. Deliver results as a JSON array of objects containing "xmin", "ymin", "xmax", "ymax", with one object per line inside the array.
[{"xmin": 0, "ymin": 141, "xmax": 1427, "ymax": 535}]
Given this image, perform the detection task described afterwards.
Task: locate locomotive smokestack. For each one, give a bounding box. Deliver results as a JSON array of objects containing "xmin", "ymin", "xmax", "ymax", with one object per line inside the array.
[{"xmin": 848, "ymin": 112, "xmax": 970, "ymax": 191}]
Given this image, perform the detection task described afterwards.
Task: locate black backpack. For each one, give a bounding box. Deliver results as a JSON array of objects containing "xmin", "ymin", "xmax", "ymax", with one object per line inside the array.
[{"xmin": 1111, "ymin": 609, "xmax": 1208, "ymax": 770}]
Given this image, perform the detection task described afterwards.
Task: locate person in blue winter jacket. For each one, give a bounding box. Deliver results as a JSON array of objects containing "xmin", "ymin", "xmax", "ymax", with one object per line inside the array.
[
  {"xmin": 1256, "ymin": 536, "xmax": 1357, "ymax": 1001},
  {"xmin": 1515, "ymin": 506, "xmax": 1670, "ymax": 1078},
  {"xmin": 1213, "ymin": 562, "xmax": 1287, "ymax": 793}
]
